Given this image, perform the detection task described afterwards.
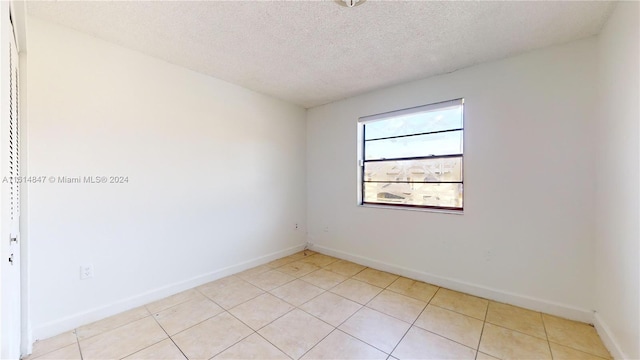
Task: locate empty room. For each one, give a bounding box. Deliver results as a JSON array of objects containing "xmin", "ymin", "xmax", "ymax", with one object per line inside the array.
[{"xmin": 0, "ymin": 0, "xmax": 638, "ymax": 359}]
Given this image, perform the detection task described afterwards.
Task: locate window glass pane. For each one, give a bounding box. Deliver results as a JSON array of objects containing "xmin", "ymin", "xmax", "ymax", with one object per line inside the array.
[
  {"xmin": 364, "ymin": 157, "xmax": 462, "ymax": 182},
  {"xmin": 364, "ymin": 130, "xmax": 462, "ymax": 160},
  {"xmin": 363, "ymin": 182, "xmax": 463, "ymax": 208},
  {"xmin": 364, "ymin": 105, "xmax": 462, "ymax": 140}
]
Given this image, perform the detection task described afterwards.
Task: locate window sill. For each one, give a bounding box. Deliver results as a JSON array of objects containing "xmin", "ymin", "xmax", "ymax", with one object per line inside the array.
[{"xmin": 358, "ymin": 203, "xmax": 464, "ymax": 215}]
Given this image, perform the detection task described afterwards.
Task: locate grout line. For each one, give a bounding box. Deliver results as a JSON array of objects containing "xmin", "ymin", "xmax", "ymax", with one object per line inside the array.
[
  {"xmin": 224, "ymin": 295, "xmax": 329, "ymax": 359},
  {"xmin": 305, "ymin": 270, "xmax": 398, "ymax": 355},
  {"xmin": 483, "ymin": 321, "xmax": 550, "ymax": 342},
  {"xmin": 74, "ymin": 329, "xmax": 84, "ymax": 360},
  {"xmin": 247, "ymin": 271, "xmax": 299, "ymax": 292},
  {"xmin": 280, "ymin": 265, "xmax": 398, "ymax": 357},
  {"xmin": 314, "ymin": 308, "xmax": 391, "ymax": 356},
  {"xmin": 235, "ymin": 305, "xmax": 296, "ymax": 333},
  {"xmin": 30, "ymin": 332, "xmax": 83, "ymax": 360},
  {"xmin": 297, "ymin": 269, "xmax": 350, "ymax": 290},
  {"xmin": 476, "ymin": 326, "xmax": 487, "ymax": 357},
  {"xmin": 236, "ymin": 263, "xmax": 273, "ymax": 277},
  {"xmin": 540, "ymin": 313, "xmax": 554, "ymax": 359},
  {"xmin": 427, "ymin": 302, "xmax": 486, "ymax": 321},
  {"xmin": 146, "ymin": 288, "xmax": 203, "ymax": 315},
  {"xmin": 296, "ymin": 303, "xmax": 355, "ymax": 329},
  {"xmin": 416, "ymin": 324, "xmax": 484, "ymax": 354},
  {"xmin": 196, "ymin": 283, "xmax": 266, "ymax": 313},
  {"xmin": 297, "ymin": 328, "xmax": 339, "ymax": 359},
  {"xmin": 386, "ymin": 290, "xmax": 433, "ymax": 357},
  {"xmin": 67, "ymin": 309, "xmax": 150, "ymax": 344},
  {"xmin": 546, "ymin": 341, "xmax": 611, "ymax": 360},
  {"xmin": 475, "ymin": 293, "xmax": 490, "ymax": 359},
  {"xmin": 148, "ymin": 315, "xmax": 189, "ymax": 360},
  {"xmin": 271, "ymin": 288, "xmax": 328, "ymax": 313},
  {"xmin": 385, "ymin": 285, "xmax": 485, "ymax": 357},
  {"xmin": 253, "ymin": 332, "xmax": 294, "ymax": 360},
  {"xmin": 337, "ymin": 328, "xmax": 394, "ymax": 358},
  {"xmin": 167, "ymin": 308, "xmax": 226, "ymax": 338},
  {"xmin": 296, "ymin": 275, "xmax": 365, "ymax": 323},
  {"xmin": 200, "ymin": 314, "xmax": 255, "ymax": 360},
  {"xmin": 116, "ymin": 337, "xmax": 168, "ymax": 359}
]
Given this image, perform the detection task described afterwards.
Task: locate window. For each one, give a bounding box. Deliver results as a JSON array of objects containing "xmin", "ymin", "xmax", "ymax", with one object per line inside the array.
[{"xmin": 358, "ymin": 99, "xmax": 464, "ymax": 211}]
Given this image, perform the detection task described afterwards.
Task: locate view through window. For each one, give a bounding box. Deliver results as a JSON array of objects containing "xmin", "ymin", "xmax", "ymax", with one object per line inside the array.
[{"xmin": 359, "ymin": 99, "xmax": 464, "ymax": 210}]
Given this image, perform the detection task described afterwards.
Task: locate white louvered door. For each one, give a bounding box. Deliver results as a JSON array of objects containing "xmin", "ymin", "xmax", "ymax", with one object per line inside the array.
[
  {"xmin": 8, "ymin": 17, "xmax": 19, "ymax": 241},
  {"xmin": 0, "ymin": 7, "xmax": 21, "ymax": 358}
]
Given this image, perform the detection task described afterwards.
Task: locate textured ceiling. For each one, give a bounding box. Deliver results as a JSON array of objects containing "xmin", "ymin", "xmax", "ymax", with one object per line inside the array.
[{"xmin": 27, "ymin": 1, "xmax": 615, "ymax": 108}]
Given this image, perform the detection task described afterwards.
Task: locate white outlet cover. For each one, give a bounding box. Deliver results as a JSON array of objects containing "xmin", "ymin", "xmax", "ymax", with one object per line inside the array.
[{"xmin": 80, "ymin": 265, "xmax": 94, "ymax": 280}]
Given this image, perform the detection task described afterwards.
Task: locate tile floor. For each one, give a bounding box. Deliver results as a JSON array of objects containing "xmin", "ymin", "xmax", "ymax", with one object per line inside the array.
[{"xmin": 26, "ymin": 251, "xmax": 612, "ymax": 360}]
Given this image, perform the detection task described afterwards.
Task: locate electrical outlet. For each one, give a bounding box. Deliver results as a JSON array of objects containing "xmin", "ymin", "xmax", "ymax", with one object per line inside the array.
[
  {"xmin": 484, "ymin": 250, "xmax": 492, "ymax": 262},
  {"xmin": 295, "ymin": 223, "xmax": 299, "ymax": 230},
  {"xmin": 80, "ymin": 264, "xmax": 94, "ymax": 280}
]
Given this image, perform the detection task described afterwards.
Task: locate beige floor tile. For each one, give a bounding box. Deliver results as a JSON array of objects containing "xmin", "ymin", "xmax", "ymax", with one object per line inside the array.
[
  {"xmin": 299, "ymin": 253, "xmax": 339, "ymax": 267},
  {"xmin": 244, "ymin": 270, "xmax": 296, "ymax": 290},
  {"xmin": 172, "ymin": 312, "xmax": 253, "ymax": 360},
  {"xmin": 353, "ymin": 268, "xmax": 399, "ymax": 288},
  {"xmin": 298, "ymin": 250, "xmax": 317, "ymax": 256},
  {"xmin": 485, "ymin": 301, "xmax": 546, "ymax": 339},
  {"xmin": 367, "ymin": 290, "xmax": 427, "ymax": 323},
  {"xmin": 123, "ymin": 338, "xmax": 186, "ymax": 359},
  {"xmin": 414, "ymin": 305, "xmax": 483, "ymax": 349},
  {"xmin": 430, "ymin": 288, "xmax": 488, "ymax": 320},
  {"xmin": 258, "ymin": 309, "xmax": 334, "ymax": 359},
  {"xmin": 339, "ymin": 307, "xmax": 410, "ymax": 353},
  {"xmin": 277, "ymin": 261, "xmax": 321, "ymax": 278},
  {"xmin": 229, "ymin": 293, "xmax": 295, "ymax": 330},
  {"xmin": 266, "ymin": 257, "xmax": 297, "ymax": 269},
  {"xmin": 198, "ymin": 275, "xmax": 239, "ymax": 288},
  {"xmin": 28, "ymin": 254, "xmax": 614, "ymax": 360},
  {"xmin": 330, "ymin": 279, "xmax": 383, "ymax": 305},
  {"xmin": 237, "ymin": 264, "xmax": 273, "ymax": 280},
  {"xmin": 542, "ymin": 314, "xmax": 611, "ymax": 358},
  {"xmin": 392, "ymin": 326, "xmax": 476, "ymax": 360},
  {"xmin": 479, "ymin": 323, "xmax": 551, "ymax": 360},
  {"xmin": 300, "ymin": 292, "xmax": 362, "ymax": 327},
  {"xmin": 549, "ymin": 342, "xmax": 611, "ymax": 360},
  {"xmin": 30, "ymin": 331, "xmax": 78, "ymax": 358},
  {"xmin": 196, "ymin": 275, "xmax": 243, "ymax": 296},
  {"xmin": 302, "ymin": 330, "xmax": 387, "ymax": 360},
  {"xmin": 29, "ymin": 343, "xmax": 81, "ymax": 360},
  {"xmin": 77, "ymin": 306, "xmax": 151, "ymax": 340},
  {"xmin": 146, "ymin": 289, "xmax": 204, "ymax": 314},
  {"xmin": 198, "ymin": 276, "xmax": 264, "ymax": 309},
  {"xmin": 271, "ymin": 279, "xmax": 325, "ymax": 306},
  {"xmin": 79, "ymin": 316, "xmax": 167, "ymax": 360},
  {"xmin": 267, "ymin": 252, "xmax": 313, "ymax": 268},
  {"xmin": 214, "ymin": 333, "xmax": 290, "ymax": 360},
  {"xmin": 387, "ymin": 277, "xmax": 439, "ymax": 302},
  {"xmin": 475, "ymin": 352, "xmax": 500, "ymax": 360},
  {"xmin": 154, "ymin": 296, "xmax": 223, "ymax": 335},
  {"xmin": 324, "ymin": 260, "xmax": 366, "ymax": 277},
  {"xmin": 301, "ymin": 269, "xmax": 347, "ymax": 290}
]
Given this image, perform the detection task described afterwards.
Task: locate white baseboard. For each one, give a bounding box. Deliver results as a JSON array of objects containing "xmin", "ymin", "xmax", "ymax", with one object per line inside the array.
[
  {"xmin": 311, "ymin": 244, "xmax": 594, "ymax": 323},
  {"xmin": 593, "ymin": 312, "xmax": 627, "ymax": 360},
  {"xmin": 30, "ymin": 244, "xmax": 305, "ymax": 342}
]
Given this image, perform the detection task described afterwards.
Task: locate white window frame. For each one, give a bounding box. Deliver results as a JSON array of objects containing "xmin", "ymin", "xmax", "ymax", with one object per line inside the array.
[{"xmin": 357, "ymin": 98, "xmax": 465, "ymax": 213}]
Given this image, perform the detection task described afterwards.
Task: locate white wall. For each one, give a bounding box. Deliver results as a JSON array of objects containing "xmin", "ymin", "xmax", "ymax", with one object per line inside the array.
[
  {"xmin": 307, "ymin": 39, "xmax": 599, "ymax": 320},
  {"xmin": 26, "ymin": 17, "xmax": 307, "ymax": 339},
  {"xmin": 595, "ymin": 2, "xmax": 640, "ymax": 359}
]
